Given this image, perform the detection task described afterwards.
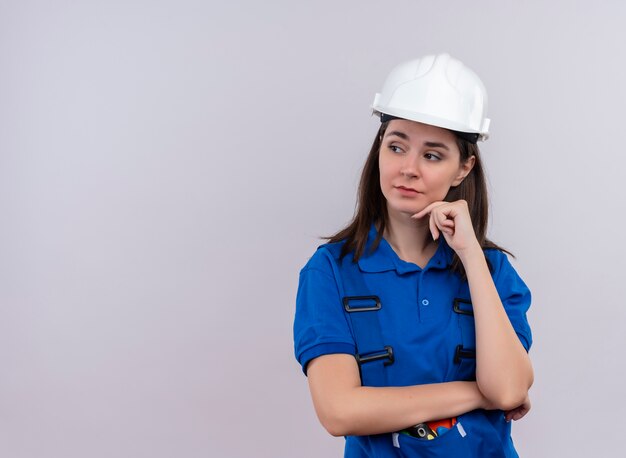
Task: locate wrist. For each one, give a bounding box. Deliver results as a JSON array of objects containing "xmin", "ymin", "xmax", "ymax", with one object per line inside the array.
[{"xmin": 456, "ymin": 241, "xmax": 483, "ymax": 264}]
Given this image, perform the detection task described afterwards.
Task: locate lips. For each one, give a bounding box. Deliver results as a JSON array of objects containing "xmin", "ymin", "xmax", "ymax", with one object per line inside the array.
[{"xmin": 395, "ymin": 185, "xmax": 420, "ymax": 196}]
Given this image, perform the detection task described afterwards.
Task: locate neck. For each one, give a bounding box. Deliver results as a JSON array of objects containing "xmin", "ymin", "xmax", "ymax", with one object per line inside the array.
[{"xmin": 383, "ymin": 208, "xmax": 438, "ymax": 267}]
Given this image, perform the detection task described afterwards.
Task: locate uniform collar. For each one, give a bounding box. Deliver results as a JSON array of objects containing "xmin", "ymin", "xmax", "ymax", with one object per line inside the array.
[{"xmin": 357, "ymin": 224, "xmax": 453, "ymax": 274}]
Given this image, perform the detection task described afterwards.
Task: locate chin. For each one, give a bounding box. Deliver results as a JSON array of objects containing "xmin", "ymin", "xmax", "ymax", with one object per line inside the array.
[{"xmin": 388, "ymin": 204, "xmax": 423, "ymax": 217}]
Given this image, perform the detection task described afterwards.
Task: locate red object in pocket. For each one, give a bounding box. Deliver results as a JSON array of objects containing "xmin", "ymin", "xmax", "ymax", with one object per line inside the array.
[{"xmin": 427, "ymin": 417, "xmax": 457, "ymax": 434}]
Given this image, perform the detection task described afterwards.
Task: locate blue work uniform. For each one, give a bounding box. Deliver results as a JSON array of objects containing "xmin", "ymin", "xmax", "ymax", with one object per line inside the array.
[{"xmin": 293, "ymin": 225, "xmax": 532, "ymax": 457}]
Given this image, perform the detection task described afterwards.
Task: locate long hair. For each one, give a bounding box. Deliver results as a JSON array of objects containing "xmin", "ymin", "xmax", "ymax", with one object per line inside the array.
[{"xmin": 326, "ymin": 121, "xmax": 510, "ymax": 277}]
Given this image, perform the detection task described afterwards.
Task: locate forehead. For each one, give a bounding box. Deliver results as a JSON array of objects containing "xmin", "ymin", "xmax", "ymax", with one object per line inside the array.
[{"xmin": 384, "ymin": 119, "xmax": 458, "ymax": 145}]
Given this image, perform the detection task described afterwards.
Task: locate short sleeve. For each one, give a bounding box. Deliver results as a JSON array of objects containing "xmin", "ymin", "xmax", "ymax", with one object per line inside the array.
[
  {"xmin": 293, "ymin": 247, "xmax": 356, "ymax": 374},
  {"xmin": 486, "ymin": 250, "xmax": 533, "ymax": 352}
]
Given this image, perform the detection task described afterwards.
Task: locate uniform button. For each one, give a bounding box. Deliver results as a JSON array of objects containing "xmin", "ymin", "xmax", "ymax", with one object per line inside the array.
[{"xmin": 421, "ymin": 299, "xmax": 429, "ymax": 306}]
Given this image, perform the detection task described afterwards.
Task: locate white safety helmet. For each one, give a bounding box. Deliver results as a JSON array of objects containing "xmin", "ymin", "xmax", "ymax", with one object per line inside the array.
[{"xmin": 372, "ymin": 53, "xmax": 490, "ymax": 143}]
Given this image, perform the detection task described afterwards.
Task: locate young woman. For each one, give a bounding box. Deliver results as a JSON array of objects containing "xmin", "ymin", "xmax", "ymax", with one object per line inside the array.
[{"xmin": 294, "ymin": 54, "xmax": 534, "ymax": 457}]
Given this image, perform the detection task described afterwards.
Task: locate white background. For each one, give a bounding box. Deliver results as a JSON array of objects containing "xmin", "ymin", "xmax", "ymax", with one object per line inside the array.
[{"xmin": 2, "ymin": 1, "xmax": 625, "ymax": 457}]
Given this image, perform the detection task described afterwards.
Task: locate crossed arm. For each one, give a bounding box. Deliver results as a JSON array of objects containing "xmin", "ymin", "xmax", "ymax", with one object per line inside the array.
[
  {"xmin": 307, "ymin": 270, "xmax": 532, "ymax": 437},
  {"xmin": 308, "ymin": 355, "xmax": 489, "ymax": 437},
  {"xmin": 307, "ymin": 202, "xmax": 533, "ymax": 437}
]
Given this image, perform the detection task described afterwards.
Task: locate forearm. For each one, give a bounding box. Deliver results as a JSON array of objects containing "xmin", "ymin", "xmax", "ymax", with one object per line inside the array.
[
  {"xmin": 307, "ymin": 355, "xmax": 484, "ymax": 437},
  {"xmin": 333, "ymin": 382, "xmax": 483, "ymax": 436},
  {"xmin": 459, "ymin": 245, "xmax": 534, "ymax": 408}
]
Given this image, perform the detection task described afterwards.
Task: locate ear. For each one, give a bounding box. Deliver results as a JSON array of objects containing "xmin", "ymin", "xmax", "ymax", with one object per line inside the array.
[{"xmin": 452, "ymin": 155, "xmax": 476, "ymax": 186}]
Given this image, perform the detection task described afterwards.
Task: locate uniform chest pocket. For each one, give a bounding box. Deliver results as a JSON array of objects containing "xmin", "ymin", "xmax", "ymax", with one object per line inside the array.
[{"xmin": 453, "ymin": 298, "xmax": 476, "ymax": 381}]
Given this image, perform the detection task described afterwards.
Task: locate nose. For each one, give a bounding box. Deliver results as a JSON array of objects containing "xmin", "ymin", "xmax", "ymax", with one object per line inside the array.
[{"xmin": 400, "ymin": 153, "xmax": 420, "ymax": 179}]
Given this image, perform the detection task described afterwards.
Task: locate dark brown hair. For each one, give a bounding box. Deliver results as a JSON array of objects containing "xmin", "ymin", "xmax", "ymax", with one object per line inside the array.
[{"xmin": 326, "ymin": 121, "xmax": 510, "ymax": 277}]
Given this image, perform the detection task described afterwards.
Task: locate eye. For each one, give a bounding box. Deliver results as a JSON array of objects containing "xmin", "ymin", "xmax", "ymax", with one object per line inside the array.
[
  {"xmin": 389, "ymin": 144, "xmax": 404, "ymax": 154},
  {"xmin": 424, "ymin": 152, "xmax": 441, "ymax": 161}
]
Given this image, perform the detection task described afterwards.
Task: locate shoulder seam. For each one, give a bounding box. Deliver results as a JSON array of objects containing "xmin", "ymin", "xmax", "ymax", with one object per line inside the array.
[{"xmin": 300, "ymin": 266, "xmax": 336, "ymax": 280}]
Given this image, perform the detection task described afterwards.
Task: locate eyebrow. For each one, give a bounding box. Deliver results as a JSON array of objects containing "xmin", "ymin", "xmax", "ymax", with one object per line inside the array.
[
  {"xmin": 424, "ymin": 141, "xmax": 449, "ymax": 151},
  {"xmin": 385, "ymin": 131, "xmax": 450, "ymax": 151},
  {"xmin": 386, "ymin": 130, "xmax": 410, "ymax": 141}
]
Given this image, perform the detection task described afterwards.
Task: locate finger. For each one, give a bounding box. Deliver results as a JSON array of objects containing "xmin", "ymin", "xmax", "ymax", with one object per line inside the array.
[
  {"xmin": 441, "ymin": 219, "xmax": 454, "ymax": 228},
  {"xmin": 435, "ymin": 210, "xmax": 454, "ymax": 235},
  {"xmin": 412, "ymin": 202, "xmax": 437, "ymax": 219},
  {"xmin": 441, "ymin": 222, "xmax": 454, "ymax": 235},
  {"xmin": 505, "ymin": 406, "xmax": 520, "ymax": 421},
  {"xmin": 411, "ymin": 201, "xmax": 445, "ymax": 219},
  {"xmin": 429, "ymin": 213, "xmax": 440, "ymax": 240},
  {"xmin": 429, "ymin": 210, "xmax": 453, "ymax": 236},
  {"xmin": 515, "ymin": 406, "xmax": 529, "ymax": 421}
]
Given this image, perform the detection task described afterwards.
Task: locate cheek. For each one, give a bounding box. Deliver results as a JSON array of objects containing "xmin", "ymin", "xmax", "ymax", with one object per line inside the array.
[
  {"xmin": 378, "ymin": 154, "xmax": 396, "ymax": 180},
  {"xmin": 377, "ymin": 165, "xmax": 392, "ymax": 200},
  {"xmin": 378, "ymin": 158, "xmax": 387, "ymax": 184},
  {"xmin": 378, "ymin": 163, "xmax": 394, "ymax": 191},
  {"xmin": 424, "ymin": 168, "xmax": 459, "ymax": 187}
]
